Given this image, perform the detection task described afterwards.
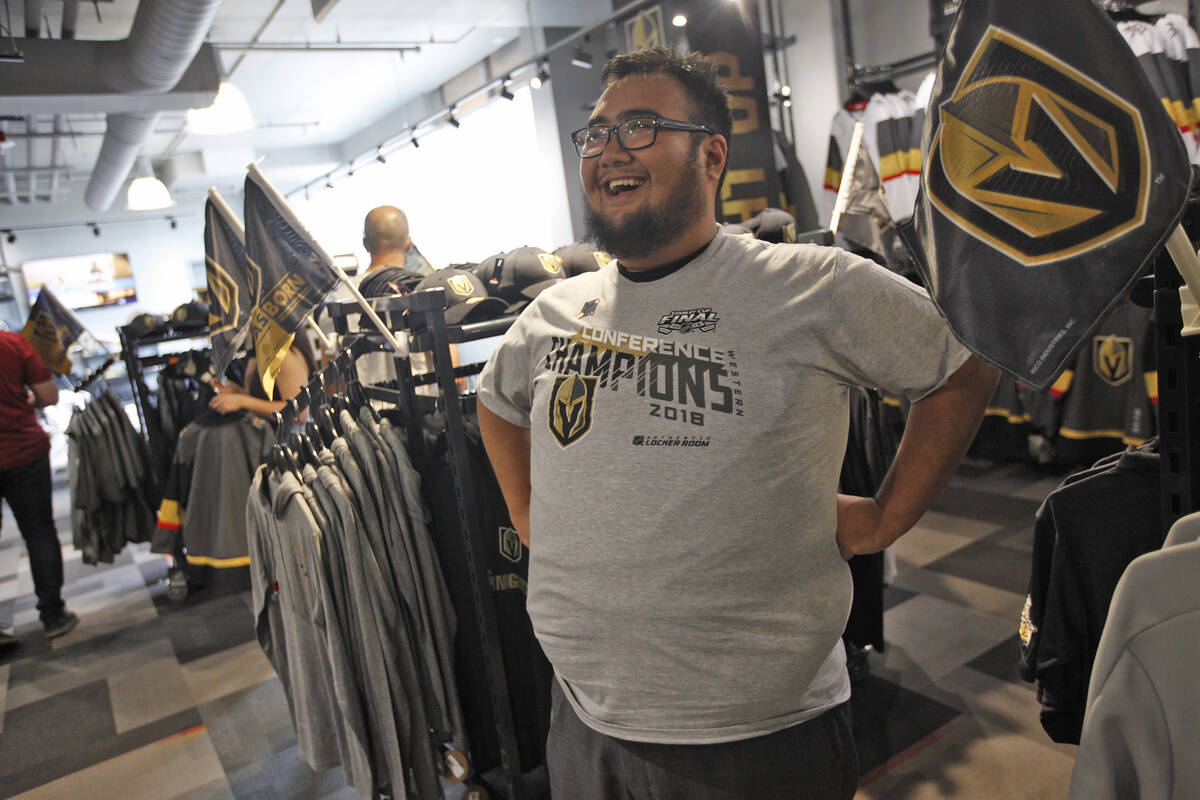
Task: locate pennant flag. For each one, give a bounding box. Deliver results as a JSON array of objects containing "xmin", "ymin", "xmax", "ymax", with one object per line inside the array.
[
  {"xmin": 204, "ymin": 189, "xmax": 261, "ymax": 380},
  {"xmin": 21, "ymin": 288, "xmax": 86, "ymax": 376},
  {"xmin": 898, "ymin": 0, "xmax": 1191, "ymax": 390},
  {"xmin": 243, "ymin": 165, "xmax": 339, "ymax": 399},
  {"xmin": 833, "ymin": 123, "xmax": 895, "ymax": 258}
]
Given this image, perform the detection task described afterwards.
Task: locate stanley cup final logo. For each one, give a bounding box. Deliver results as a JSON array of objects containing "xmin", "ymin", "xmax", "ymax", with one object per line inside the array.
[{"xmin": 925, "ymin": 26, "xmax": 1151, "ymax": 266}]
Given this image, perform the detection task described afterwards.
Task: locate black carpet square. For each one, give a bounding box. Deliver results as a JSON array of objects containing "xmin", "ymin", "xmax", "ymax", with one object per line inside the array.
[
  {"xmin": 882, "ymin": 584, "xmax": 918, "ymax": 612},
  {"xmin": 157, "ymin": 591, "xmax": 255, "ymax": 664},
  {"xmin": 849, "ymin": 674, "xmax": 961, "ymax": 777},
  {"xmin": 0, "ymin": 679, "xmax": 203, "ymax": 798},
  {"xmin": 931, "ymin": 484, "xmax": 1041, "ymax": 529},
  {"xmin": 922, "ymin": 538, "xmax": 1032, "ymax": 595},
  {"xmin": 965, "ymin": 635, "xmax": 1026, "ymax": 685}
]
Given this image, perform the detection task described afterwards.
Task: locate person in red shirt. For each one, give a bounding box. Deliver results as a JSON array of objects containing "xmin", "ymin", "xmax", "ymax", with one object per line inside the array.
[{"xmin": 0, "ymin": 330, "xmax": 77, "ymax": 654}]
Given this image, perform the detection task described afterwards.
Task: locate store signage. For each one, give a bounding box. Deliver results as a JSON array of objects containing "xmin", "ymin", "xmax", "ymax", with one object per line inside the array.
[
  {"xmin": 679, "ymin": 0, "xmax": 783, "ymax": 224},
  {"xmin": 625, "ymin": 6, "xmax": 667, "ymax": 50}
]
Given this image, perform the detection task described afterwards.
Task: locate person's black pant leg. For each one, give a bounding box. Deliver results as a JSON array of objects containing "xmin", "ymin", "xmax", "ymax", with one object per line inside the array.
[{"xmin": 0, "ymin": 453, "xmax": 65, "ymax": 621}]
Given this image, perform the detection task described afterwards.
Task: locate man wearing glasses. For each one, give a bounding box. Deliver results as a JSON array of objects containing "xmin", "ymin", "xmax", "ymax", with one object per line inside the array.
[{"xmin": 478, "ymin": 47, "xmax": 997, "ymax": 799}]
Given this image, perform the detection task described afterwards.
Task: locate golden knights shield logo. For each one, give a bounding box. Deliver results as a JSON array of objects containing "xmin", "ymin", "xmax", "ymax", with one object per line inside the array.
[
  {"xmin": 447, "ymin": 274, "xmax": 474, "ymax": 297},
  {"xmin": 537, "ymin": 253, "xmax": 563, "ymax": 276},
  {"xmin": 1093, "ymin": 335, "xmax": 1133, "ymax": 386},
  {"xmin": 499, "ymin": 526, "xmax": 523, "ymax": 564},
  {"xmin": 205, "ymin": 256, "xmax": 240, "ymax": 334},
  {"xmin": 548, "ymin": 374, "xmax": 597, "ymax": 447},
  {"xmin": 925, "ymin": 26, "xmax": 1151, "ymax": 266}
]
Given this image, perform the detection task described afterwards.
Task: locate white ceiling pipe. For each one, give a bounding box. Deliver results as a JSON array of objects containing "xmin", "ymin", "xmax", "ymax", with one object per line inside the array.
[{"xmin": 85, "ymin": 0, "xmax": 224, "ymax": 211}]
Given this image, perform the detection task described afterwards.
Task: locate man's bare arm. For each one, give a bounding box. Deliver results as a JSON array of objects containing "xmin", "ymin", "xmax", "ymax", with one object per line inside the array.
[
  {"xmin": 28, "ymin": 378, "xmax": 59, "ymax": 408},
  {"xmin": 478, "ymin": 400, "xmax": 533, "ymax": 546},
  {"xmin": 836, "ymin": 355, "xmax": 999, "ymax": 559}
]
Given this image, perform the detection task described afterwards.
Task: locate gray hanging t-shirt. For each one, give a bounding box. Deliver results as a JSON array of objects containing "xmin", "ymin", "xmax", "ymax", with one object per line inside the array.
[{"xmin": 478, "ymin": 232, "xmax": 971, "ymax": 744}]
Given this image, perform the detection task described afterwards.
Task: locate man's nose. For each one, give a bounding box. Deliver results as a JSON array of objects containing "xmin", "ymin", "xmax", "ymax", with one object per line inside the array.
[{"xmin": 598, "ymin": 131, "xmax": 632, "ymax": 165}]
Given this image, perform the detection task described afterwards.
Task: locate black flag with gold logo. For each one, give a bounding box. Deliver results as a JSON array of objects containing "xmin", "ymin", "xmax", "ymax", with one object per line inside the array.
[
  {"xmin": 21, "ymin": 288, "xmax": 85, "ymax": 376},
  {"xmin": 244, "ymin": 166, "xmax": 338, "ymax": 399},
  {"xmin": 204, "ymin": 191, "xmax": 260, "ymax": 380},
  {"xmin": 898, "ymin": 0, "xmax": 1190, "ymax": 390}
]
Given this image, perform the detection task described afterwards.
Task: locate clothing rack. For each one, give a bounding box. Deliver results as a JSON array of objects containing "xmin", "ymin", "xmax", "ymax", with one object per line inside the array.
[
  {"xmin": 70, "ymin": 355, "xmax": 117, "ymax": 393},
  {"xmin": 319, "ymin": 291, "xmax": 539, "ymax": 800},
  {"xmin": 116, "ymin": 322, "xmax": 211, "ymax": 495},
  {"xmin": 1153, "ymin": 182, "xmax": 1200, "ymax": 529},
  {"xmin": 848, "ymin": 51, "xmax": 938, "ymax": 88}
]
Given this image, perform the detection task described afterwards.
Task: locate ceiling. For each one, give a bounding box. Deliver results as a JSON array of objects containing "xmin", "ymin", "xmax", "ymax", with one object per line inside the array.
[{"xmin": 0, "ymin": 0, "xmax": 606, "ymax": 223}]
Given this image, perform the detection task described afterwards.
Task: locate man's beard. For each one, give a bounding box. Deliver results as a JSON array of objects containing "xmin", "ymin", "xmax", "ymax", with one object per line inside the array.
[{"xmin": 583, "ymin": 150, "xmax": 707, "ymax": 261}]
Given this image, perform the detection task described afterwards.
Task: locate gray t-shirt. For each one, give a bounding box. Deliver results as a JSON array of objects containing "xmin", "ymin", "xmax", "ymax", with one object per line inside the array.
[{"xmin": 478, "ymin": 232, "xmax": 970, "ymax": 744}]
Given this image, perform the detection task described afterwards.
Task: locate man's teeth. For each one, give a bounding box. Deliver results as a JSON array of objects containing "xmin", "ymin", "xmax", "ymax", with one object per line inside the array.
[{"xmin": 606, "ymin": 178, "xmax": 645, "ymax": 193}]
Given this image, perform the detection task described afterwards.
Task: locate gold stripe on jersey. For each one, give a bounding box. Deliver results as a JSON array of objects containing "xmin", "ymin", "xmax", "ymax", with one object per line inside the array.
[
  {"xmin": 1144, "ymin": 371, "xmax": 1158, "ymax": 404},
  {"xmin": 185, "ymin": 554, "xmax": 252, "ymax": 568},
  {"xmin": 157, "ymin": 499, "xmax": 183, "ymax": 530},
  {"xmin": 1058, "ymin": 426, "xmax": 1128, "ymax": 440}
]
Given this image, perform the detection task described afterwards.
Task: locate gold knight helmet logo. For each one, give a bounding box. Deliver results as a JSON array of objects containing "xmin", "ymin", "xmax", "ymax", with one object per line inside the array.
[
  {"xmin": 926, "ymin": 26, "xmax": 1151, "ymax": 266},
  {"xmin": 205, "ymin": 257, "xmax": 239, "ymax": 334},
  {"xmin": 1093, "ymin": 335, "xmax": 1133, "ymax": 386},
  {"xmin": 548, "ymin": 374, "xmax": 597, "ymax": 447}
]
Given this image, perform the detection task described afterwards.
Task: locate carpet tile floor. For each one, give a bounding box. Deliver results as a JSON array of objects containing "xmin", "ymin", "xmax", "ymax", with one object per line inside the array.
[{"xmin": 0, "ymin": 459, "xmax": 1082, "ymax": 798}]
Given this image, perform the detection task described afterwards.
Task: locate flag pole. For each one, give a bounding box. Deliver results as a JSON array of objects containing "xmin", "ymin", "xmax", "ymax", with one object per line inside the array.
[
  {"xmin": 245, "ymin": 163, "xmax": 404, "ymax": 354},
  {"xmin": 1165, "ymin": 225, "xmax": 1200, "ymax": 336},
  {"xmin": 829, "ymin": 122, "xmax": 866, "ymax": 235}
]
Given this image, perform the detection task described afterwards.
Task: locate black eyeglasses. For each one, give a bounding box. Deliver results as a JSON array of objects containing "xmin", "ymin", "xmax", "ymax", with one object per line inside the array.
[{"xmin": 569, "ymin": 116, "xmax": 714, "ymax": 158}]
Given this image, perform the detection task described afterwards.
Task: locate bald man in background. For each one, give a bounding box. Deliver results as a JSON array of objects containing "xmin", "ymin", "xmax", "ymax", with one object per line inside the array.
[{"xmin": 363, "ymin": 205, "xmax": 432, "ymax": 279}]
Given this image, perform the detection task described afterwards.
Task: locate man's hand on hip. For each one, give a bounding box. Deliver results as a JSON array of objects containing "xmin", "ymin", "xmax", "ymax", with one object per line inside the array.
[{"xmin": 835, "ymin": 494, "xmax": 889, "ymax": 560}]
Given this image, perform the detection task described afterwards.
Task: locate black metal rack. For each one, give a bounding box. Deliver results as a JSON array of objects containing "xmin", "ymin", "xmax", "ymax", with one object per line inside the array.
[
  {"xmin": 116, "ymin": 322, "xmax": 211, "ymax": 490},
  {"xmin": 1154, "ymin": 191, "xmax": 1200, "ymax": 530},
  {"xmin": 323, "ymin": 290, "xmax": 541, "ymax": 800}
]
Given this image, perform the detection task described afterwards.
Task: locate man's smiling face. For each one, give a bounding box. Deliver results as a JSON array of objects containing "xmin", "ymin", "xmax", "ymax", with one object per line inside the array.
[{"xmin": 580, "ymin": 74, "xmax": 710, "ymax": 261}]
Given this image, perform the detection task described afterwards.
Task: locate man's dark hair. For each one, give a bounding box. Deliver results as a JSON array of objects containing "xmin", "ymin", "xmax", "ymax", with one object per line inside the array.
[{"xmin": 600, "ymin": 47, "xmax": 733, "ymax": 196}]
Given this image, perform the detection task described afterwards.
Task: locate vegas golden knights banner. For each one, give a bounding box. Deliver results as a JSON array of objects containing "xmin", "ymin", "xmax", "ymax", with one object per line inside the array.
[
  {"xmin": 204, "ymin": 191, "xmax": 260, "ymax": 380},
  {"xmin": 21, "ymin": 288, "xmax": 85, "ymax": 376},
  {"xmin": 243, "ymin": 167, "xmax": 338, "ymax": 399},
  {"xmin": 898, "ymin": 0, "xmax": 1191, "ymax": 391}
]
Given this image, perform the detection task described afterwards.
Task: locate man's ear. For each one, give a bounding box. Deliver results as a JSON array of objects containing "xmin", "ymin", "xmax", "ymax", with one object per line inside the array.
[
  {"xmin": 362, "ymin": 236, "xmax": 370, "ymax": 253},
  {"xmin": 404, "ymin": 239, "xmax": 412, "ymax": 254},
  {"xmin": 704, "ymin": 135, "xmax": 728, "ymax": 180}
]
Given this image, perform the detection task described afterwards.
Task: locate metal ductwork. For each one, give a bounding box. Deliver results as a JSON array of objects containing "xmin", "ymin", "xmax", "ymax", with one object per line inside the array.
[{"xmin": 84, "ymin": 0, "xmax": 224, "ymax": 211}]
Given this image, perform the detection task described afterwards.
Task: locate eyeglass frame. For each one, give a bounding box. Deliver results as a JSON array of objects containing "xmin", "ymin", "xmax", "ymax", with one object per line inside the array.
[{"xmin": 569, "ymin": 115, "xmax": 715, "ymax": 158}]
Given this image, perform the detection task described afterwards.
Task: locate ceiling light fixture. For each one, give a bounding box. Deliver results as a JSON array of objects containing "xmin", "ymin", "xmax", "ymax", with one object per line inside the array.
[
  {"xmin": 325, "ymin": 179, "xmax": 334, "ymax": 189},
  {"xmin": 126, "ymin": 158, "xmax": 174, "ymax": 210},
  {"xmin": 411, "ymin": 136, "xmax": 420, "ymax": 149},
  {"xmin": 4, "ymin": 230, "xmax": 15, "ymax": 244},
  {"xmin": 500, "ymin": 75, "xmax": 515, "ymax": 101},
  {"xmin": 376, "ymin": 148, "xmax": 387, "ymax": 164},
  {"xmin": 186, "ymin": 81, "xmax": 256, "ymax": 135},
  {"xmin": 447, "ymin": 108, "xmax": 461, "ymax": 128},
  {"xmin": 572, "ymin": 38, "xmax": 593, "ymax": 69},
  {"xmin": 167, "ymin": 216, "xmax": 178, "ymax": 230},
  {"xmin": 672, "ymin": 14, "xmax": 687, "ymax": 26},
  {"xmin": 530, "ymin": 60, "xmax": 550, "ymax": 90},
  {"xmin": 89, "ymin": 223, "xmax": 101, "ymax": 237}
]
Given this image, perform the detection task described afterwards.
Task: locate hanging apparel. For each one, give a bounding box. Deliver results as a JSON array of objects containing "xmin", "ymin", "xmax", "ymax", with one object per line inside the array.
[
  {"xmin": 154, "ymin": 411, "xmax": 271, "ymax": 568},
  {"xmin": 1018, "ymin": 445, "xmax": 1166, "ymax": 744},
  {"xmin": 419, "ymin": 411, "xmax": 554, "ymax": 777},
  {"xmin": 247, "ymin": 405, "xmax": 462, "ymax": 800},
  {"xmin": 1068, "ymin": 526, "xmax": 1200, "ymax": 799},
  {"xmin": 65, "ymin": 389, "xmax": 157, "ymax": 565}
]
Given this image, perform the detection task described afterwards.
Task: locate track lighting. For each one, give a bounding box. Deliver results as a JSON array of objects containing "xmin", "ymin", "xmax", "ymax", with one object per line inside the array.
[
  {"xmin": 167, "ymin": 216, "xmax": 177, "ymax": 230},
  {"xmin": 325, "ymin": 179, "xmax": 334, "ymax": 189},
  {"xmin": 3, "ymin": 229, "xmax": 14, "ymax": 244},
  {"xmin": 500, "ymin": 75, "xmax": 515, "ymax": 101},
  {"xmin": 447, "ymin": 108, "xmax": 461, "ymax": 128},
  {"xmin": 89, "ymin": 223, "xmax": 100, "ymax": 237},
  {"xmin": 572, "ymin": 39, "xmax": 593, "ymax": 69},
  {"xmin": 411, "ymin": 136, "xmax": 420, "ymax": 149},
  {"xmin": 376, "ymin": 149, "xmax": 386, "ymax": 164},
  {"xmin": 530, "ymin": 61, "xmax": 550, "ymax": 90}
]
